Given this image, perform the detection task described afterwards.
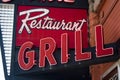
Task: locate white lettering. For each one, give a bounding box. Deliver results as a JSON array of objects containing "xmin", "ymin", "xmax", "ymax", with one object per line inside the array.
[
  {"xmin": 19, "ymin": 8, "xmax": 49, "ymax": 34},
  {"xmin": 18, "ymin": 8, "xmax": 86, "ymax": 34}
]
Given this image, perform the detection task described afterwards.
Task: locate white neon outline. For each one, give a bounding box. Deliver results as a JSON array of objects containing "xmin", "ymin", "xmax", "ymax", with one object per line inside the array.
[
  {"xmin": 19, "ymin": 8, "xmax": 49, "ymax": 20},
  {"xmin": 95, "ymin": 25, "xmax": 114, "ymax": 58},
  {"xmin": 75, "ymin": 30, "xmax": 91, "ymax": 61},
  {"xmin": 19, "ymin": 8, "xmax": 49, "ymax": 34}
]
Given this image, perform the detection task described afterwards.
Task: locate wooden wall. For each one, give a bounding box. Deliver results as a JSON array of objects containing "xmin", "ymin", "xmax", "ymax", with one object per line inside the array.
[{"xmin": 89, "ymin": 0, "xmax": 120, "ymax": 80}]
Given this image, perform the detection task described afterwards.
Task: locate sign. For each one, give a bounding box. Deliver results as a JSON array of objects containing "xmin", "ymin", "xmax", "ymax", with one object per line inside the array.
[
  {"xmin": 0, "ymin": 0, "xmax": 120, "ymax": 80},
  {"xmin": 10, "ymin": 0, "xmax": 119, "ymax": 73},
  {"xmin": 16, "ymin": 6, "xmax": 88, "ymax": 48},
  {"xmin": 16, "ymin": 5, "xmax": 90, "ymax": 69},
  {"xmin": 17, "ymin": 25, "xmax": 115, "ymax": 70}
]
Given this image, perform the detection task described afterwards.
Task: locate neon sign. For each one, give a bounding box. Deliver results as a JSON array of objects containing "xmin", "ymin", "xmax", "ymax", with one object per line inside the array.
[{"xmin": 17, "ymin": 25, "xmax": 113, "ymax": 70}]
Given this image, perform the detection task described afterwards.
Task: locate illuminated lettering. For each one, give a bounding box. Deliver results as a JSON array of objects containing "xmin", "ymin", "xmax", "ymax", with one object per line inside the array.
[
  {"xmin": 18, "ymin": 41, "xmax": 35, "ymax": 70},
  {"xmin": 75, "ymin": 30, "xmax": 91, "ymax": 61},
  {"xmin": 39, "ymin": 37, "xmax": 57, "ymax": 67},
  {"xmin": 17, "ymin": 25, "xmax": 114, "ymax": 70},
  {"xmin": 95, "ymin": 25, "xmax": 113, "ymax": 57},
  {"xmin": 18, "ymin": 8, "xmax": 86, "ymax": 34},
  {"xmin": 61, "ymin": 33, "xmax": 69, "ymax": 64}
]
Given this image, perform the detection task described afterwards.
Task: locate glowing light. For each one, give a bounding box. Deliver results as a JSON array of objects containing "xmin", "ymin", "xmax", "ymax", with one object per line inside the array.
[{"xmin": 0, "ymin": 4, "xmax": 14, "ymax": 76}]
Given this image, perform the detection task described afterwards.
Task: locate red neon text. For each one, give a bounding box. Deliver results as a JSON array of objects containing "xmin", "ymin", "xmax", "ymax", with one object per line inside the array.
[{"xmin": 18, "ymin": 25, "xmax": 114, "ymax": 70}]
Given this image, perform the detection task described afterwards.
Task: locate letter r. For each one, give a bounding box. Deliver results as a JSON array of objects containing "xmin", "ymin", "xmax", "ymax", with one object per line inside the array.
[{"xmin": 39, "ymin": 37, "xmax": 57, "ymax": 67}]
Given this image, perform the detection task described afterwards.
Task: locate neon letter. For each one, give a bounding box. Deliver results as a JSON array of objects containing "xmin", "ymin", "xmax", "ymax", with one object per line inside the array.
[
  {"xmin": 18, "ymin": 41, "xmax": 35, "ymax": 70},
  {"xmin": 95, "ymin": 25, "xmax": 113, "ymax": 57},
  {"xmin": 75, "ymin": 30, "xmax": 91, "ymax": 61},
  {"xmin": 61, "ymin": 33, "xmax": 69, "ymax": 64},
  {"xmin": 39, "ymin": 37, "xmax": 57, "ymax": 67}
]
